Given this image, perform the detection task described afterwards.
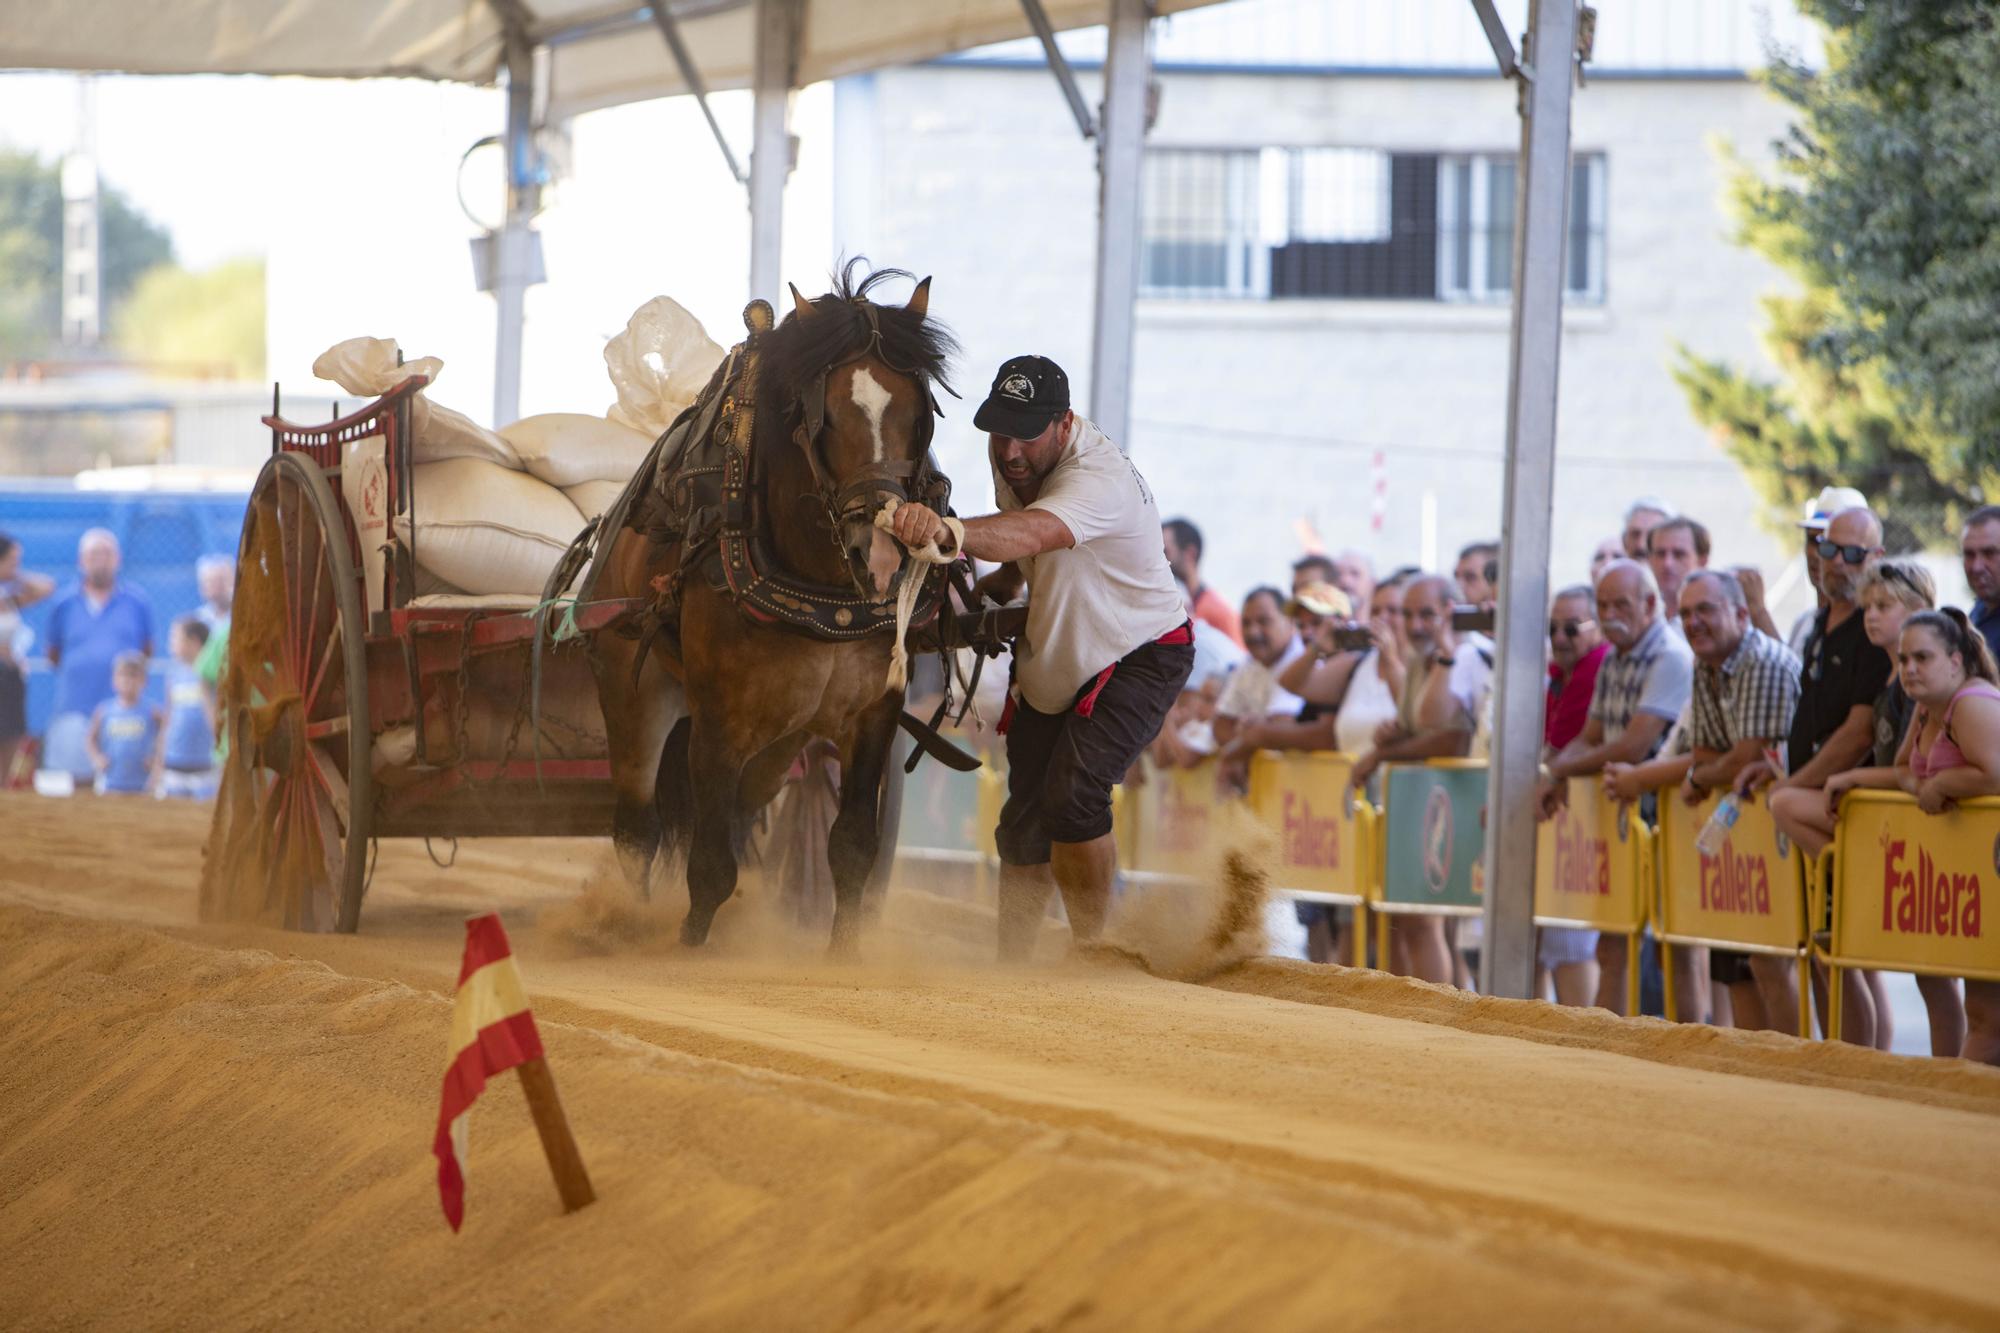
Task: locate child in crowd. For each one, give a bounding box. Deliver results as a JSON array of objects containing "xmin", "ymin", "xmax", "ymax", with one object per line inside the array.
[
  {"xmin": 86, "ymin": 651, "xmax": 162, "ymax": 796},
  {"xmin": 158, "ymin": 616, "xmax": 217, "ymax": 800}
]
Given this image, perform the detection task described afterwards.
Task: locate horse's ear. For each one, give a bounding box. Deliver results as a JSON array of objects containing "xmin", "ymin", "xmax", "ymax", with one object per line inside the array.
[
  {"xmin": 905, "ymin": 276, "xmax": 931, "ymax": 322},
  {"xmin": 788, "ymin": 283, "xmax": 818, "ymax": 321}
]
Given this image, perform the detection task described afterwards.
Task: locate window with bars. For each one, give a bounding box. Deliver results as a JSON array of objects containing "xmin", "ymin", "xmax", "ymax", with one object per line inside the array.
[{"xmin": 1139, "ymin": 147, "xmax": 1606, "ymax": 304}]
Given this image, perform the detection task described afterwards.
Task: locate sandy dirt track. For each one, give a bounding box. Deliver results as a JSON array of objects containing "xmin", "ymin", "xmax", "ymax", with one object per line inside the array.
[{"xmin": 3, "ymin": 794, "xmax": 1998, "ymax": 1331}]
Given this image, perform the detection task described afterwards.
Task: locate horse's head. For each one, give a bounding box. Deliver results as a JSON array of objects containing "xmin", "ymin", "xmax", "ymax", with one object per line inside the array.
[{"xmin": 762, "ymin": 262, "xmax": 959, "ymax": 602}]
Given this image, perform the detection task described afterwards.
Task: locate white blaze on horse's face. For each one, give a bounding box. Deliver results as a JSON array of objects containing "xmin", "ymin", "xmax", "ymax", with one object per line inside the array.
[{"xmin": 848, "ymin": 365, "xmax": 893, "ymax": 463}]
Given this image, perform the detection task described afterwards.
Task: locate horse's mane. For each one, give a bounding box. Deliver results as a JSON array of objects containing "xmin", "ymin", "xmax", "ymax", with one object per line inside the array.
[{"xmin": 757, "ymin": 258, "xmax": 959, "ymax": 421}]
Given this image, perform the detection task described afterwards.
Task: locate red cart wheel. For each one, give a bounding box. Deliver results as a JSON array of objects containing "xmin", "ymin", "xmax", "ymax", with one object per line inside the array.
[{"xmin": 201, "ymin": 452, "xmax": 373, "ymax": 932}]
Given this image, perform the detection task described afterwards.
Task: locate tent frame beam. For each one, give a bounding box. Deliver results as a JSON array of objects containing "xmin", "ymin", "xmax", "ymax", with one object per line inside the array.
[
  {"xmin": 748, "ymin": 0, "xmax": 801, "ymax": 304},
  {"xmin": 649, "ymin": 1, "xmax": 748, "ymax": 183},
  {"xmin": 1019, "ymin": 0, "xmax": 1097, "ymax": 139}
]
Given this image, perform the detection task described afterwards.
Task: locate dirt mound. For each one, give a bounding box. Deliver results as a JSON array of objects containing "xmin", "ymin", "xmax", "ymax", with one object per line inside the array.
[{"xmin": 5, "ymin": 793, "xmax": 2000, "ymax": 1330}]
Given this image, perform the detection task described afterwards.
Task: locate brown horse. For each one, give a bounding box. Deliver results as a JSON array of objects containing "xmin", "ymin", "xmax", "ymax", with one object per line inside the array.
[{"xmin": 583, "ymin": 263, "xmax": 958, "ymax": 951}]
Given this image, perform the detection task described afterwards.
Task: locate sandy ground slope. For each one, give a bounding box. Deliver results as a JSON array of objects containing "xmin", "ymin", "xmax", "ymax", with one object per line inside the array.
[{"xmin": 2, "ymin": 794, "xmax": 1997, "ymax": 1331}]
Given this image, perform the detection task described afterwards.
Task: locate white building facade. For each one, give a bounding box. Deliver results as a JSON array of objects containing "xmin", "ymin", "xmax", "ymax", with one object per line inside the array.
[{"xmin": 829, "ymin": 0, "xmax": 1822, "ymax": 610}]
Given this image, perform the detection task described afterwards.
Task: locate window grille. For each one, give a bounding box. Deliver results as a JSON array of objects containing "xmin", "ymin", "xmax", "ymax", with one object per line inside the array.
[{"xmin": 1140, "ymin": 146, "xmax": 1606, "ymax": 304}]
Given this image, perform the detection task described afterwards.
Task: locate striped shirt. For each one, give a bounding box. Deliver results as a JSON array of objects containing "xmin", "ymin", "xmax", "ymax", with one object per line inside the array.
[
  {"xmin": 1587, "ymin": 618, "xmax": 1693, "ymax": 751},
  {"xmin": 1686, "ymin": 627, "xmax": 1801, "ymax": 753}
]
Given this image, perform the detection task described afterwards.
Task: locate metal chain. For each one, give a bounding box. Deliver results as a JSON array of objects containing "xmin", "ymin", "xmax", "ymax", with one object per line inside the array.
[{"xmin": 451, "ymin": 615, "xmax": 478, "ymax": 766}]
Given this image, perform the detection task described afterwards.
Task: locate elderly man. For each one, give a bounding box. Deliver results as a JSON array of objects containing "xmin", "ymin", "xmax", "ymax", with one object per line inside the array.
[
  {"xmin": 1537, "ymin": 559, "xmax": 1694, "ymax": 1016},
  {"xmin": 1960, "ymin": 504, "xmax": 2000, "ymax": 661},
  {"xmin": 1352, "ymin": 574, "xmax": 1492, "ymax": 985},
  {"xmin": 195, "ymin": 555, "xmax": 235, "ymax": 632},
  {"xmin": 43, "ymin": 529, "xmax": 155, "ymax": 782},
  {"xmin": 891, "ymin": 355, "xmax": 1194, "ymax": 960},
  {"xmin": 1540, "ymin": 583, "xmax": 1609, "ymax": 1005},
  {"xmin": 1622, "ymin": 497, "xmax": 1676, "ymax": 560},
  {"xmin": 1645, "ymin": 517, "xmax": 1709, "ymax": 636},
  {"xmin": 1213, "ymin": 587, "xmax": 1308, "ymax": 755},
  {"xmin": 1745, "ymin": 505, "xmax": 1892, "ymax": 1045},
  {"xmin": 1330, "ymin": 549, "xmax": 1375, "ymax": 610},
  {"xmin": 1605, "ymin": 570, "xmax": 1801, "ymax": 1029}
]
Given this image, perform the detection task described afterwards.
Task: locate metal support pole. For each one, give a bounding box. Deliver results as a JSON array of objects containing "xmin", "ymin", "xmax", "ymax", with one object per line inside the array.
[
  {"xmin": 749, "ymin": 0, "xmax": 800, "ymax": 306},
  {"xmin": 491, "ymin": 34, "xmax": 542, "ymax": 428},
  {"xmin": 1088, "ymin": 0, "xmax": 1150, "ymax": 448},
  {"xmin": 1478, "ymin": 0, "xmax": 1578, "ymax": 1001}
]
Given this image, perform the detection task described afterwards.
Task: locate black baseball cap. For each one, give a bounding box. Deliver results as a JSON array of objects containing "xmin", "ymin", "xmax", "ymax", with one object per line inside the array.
[{"xmin": 973, "ymin": 355, "xmax": 1070, "ymax": 440}]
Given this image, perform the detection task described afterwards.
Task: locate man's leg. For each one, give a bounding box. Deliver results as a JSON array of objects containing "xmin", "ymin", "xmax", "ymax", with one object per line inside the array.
[
  {"xmin": 998, "ymin": 861, "xmax": 1057, "ymax": 962},
  {"xmin": 1050, "ymin": 831, "xmax": 1117, "ymax": 942},
  {"xmin": 1595, "ymin": 932, "xmax": 1630, "ymax": 1015},
  {"xmin": 1671, "ymin": 944, "xmax": 1710, "ymax": 1023},
  {"xmin": 1752, "ymin": 954, "xmax": 1803, "ymax": 1034}
]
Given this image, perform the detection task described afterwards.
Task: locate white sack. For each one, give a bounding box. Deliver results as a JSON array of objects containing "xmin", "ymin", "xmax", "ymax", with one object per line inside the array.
[
  {"xmin": 498, "ymin": 412, "xmax": 651, "ymax": 488},
  {"xmin": 395, "ymin": 457, "xmax": 585, "ymax": 596},
  {"xmin": 603, "ymin": 296, "xmax": 724, "ymax": 439},
  {"xmin": 312, "ymin": 336, "xmax": 521, "ymax": 471},
  {"xmin": 563, "ymin": 479, "xmax": 626, "ymax": 520},
  {"xmin": 312, "ymin": 336, "xmax": 441, "ymax": 396}
]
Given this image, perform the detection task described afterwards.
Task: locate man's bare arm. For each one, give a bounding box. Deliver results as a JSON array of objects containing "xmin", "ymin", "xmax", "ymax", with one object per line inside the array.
[{"xmin": 958, "ymin": 511, "xmax": 1074, "ymax": 563}]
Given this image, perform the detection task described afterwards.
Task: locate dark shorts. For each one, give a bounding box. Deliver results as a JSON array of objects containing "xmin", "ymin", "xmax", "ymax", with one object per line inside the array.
[
  {"xmin": 0, "ymin": 661, "xmax": 23, "ymax": 743},
  {"xmin": 996, "ymin": 636, "xmax": 1194, "ymax": 866},
  {"xmin": 1710, "ymin": 947, "xmax": 1755, "ymax": 986}
]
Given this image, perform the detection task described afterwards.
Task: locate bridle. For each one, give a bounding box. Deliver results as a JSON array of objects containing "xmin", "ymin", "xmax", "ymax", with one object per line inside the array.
[{"xmin": 786, "ymin": 299, "xmax": 953, "ymax": 586}]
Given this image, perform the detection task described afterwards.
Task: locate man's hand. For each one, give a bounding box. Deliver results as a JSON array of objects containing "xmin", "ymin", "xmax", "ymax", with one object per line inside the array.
[
  {"xmin": 1680, "ymin": 772, "xmax": 1708, "ymax": 807},
  {"xmin": 1732, "ymin": 757, "xmax": 1776, "ymax": 799},
  {"xmin": 1601, "ymin": 762, "xmax": 1644, "ymax": 803},
  {"xmin": 1350, "ymin": 749, "xmax": 1381, "ymax": 791},
  {"xmin": 1536, "ymin": 777, "xmax": 1569, "ymax": 821},
  {"xmin": 1372, "ymin": 717, "xmax": 1403, "ymax": 748},
  {"xmin": 1732, "ymin": 565, "xmax": 1767, "ymax": 613},
  {"xmin": 887, "ymin": 501, "xmax": 952, "ymax": 553},
  {"xmin": 971, "ymin": 567, "xmax": 1023, "ymax": 607},
  {"xmin": 1823, "ymin": 771, "xmax": 1858, "ymax": 818}
]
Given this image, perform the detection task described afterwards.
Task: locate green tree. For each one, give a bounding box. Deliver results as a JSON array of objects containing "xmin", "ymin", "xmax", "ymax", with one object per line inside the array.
[
  {"xmin": 0, "ymin": 149, "xmax": 174, "ymax": 361},
  {"xmin": 110, "ymin": 257, "xmax": 266, "ymax": 381},
  {"xmin": 1676, "ymin": 2, "xmax": 2000, "ymax": 552}
]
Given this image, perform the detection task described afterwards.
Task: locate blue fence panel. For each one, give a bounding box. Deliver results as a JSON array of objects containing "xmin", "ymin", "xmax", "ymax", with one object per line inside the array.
[{"xmin": 0, "ymin": 485, "xmax": 249, "ymax": 735}]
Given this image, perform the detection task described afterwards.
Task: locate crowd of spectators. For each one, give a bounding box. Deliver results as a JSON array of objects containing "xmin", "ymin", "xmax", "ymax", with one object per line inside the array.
[
  {"xmin": 0, "ymin": 528, "xmax": 231, "ymax": 798},
  {"xmin": 1147, "ymin": 495, "xmax": 2000, "ymax": 1066}
]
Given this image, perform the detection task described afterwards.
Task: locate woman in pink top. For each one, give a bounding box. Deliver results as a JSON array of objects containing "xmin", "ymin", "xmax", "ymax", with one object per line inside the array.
[{"xmin": 1824, "ymin": 608, "xmax": 2000, "ymax": 1064}]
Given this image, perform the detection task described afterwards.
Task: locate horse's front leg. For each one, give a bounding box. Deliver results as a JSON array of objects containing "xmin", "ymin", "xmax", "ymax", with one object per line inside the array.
[{"xmin": 826, "ymin": 690, "xmax": 905, "ymax": 956}]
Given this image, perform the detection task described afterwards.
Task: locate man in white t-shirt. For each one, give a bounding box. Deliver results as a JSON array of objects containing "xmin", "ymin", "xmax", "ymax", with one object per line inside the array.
[{"xmin": 889, "ymin": 355, "xmax": 1193, "ymax": 960}]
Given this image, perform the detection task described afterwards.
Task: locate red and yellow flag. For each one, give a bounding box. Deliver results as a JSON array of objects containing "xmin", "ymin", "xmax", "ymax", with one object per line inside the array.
[{"xmin": 434, "ymin": 913, "xmax": 544, "ymax": 1232}]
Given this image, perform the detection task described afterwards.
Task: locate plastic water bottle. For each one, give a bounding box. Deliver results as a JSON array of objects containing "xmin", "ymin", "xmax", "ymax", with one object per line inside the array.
[{"xmin": 1695, "ymin": 794, "xmax": 1740, "ymax": 856}]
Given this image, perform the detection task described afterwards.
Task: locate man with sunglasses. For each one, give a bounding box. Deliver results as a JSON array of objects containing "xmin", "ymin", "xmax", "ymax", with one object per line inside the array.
[
  {"xmin": 1733, "ymin": 506, "xmax": 1888, "ymax": 801},
  {"xmin": 1544, "ymin": 585, "xmax": 1606, "ymax": 750}
]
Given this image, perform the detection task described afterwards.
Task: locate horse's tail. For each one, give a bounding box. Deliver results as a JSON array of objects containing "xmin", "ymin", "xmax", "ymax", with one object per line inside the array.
[
  {"xmin": 654, "ymin": 716, "xmax": 696, "ymax": 871},
  {"xmin": 652, "ymin": 716, "xmax": 756, "ymax": 881}
]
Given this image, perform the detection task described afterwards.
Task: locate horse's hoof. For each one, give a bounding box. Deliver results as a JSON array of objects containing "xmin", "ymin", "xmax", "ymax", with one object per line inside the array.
[
  {"xmin": 679, "ymin": 912, "xmax": 714, "ymax": 947},
  {"xmin": 826, "ymin": 922, "xmax": 861, "ymax": 961}
]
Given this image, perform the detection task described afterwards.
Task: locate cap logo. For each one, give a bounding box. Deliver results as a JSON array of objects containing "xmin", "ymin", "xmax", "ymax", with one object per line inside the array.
[{"xmin": 999, "ymin": 372, "xmax": 1035, "ymax": 401}]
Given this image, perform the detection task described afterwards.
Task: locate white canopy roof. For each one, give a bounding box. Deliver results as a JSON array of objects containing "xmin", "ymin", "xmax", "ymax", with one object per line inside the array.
[{"xmin": 3, "ymin": 0, "xmax": 1229, "ymax": 120}]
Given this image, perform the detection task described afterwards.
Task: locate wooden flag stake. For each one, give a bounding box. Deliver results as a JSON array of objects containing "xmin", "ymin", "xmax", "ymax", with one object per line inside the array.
[{"xmin": 516, "ymin": 1056, "xmax": 595, "ymax": 1214}]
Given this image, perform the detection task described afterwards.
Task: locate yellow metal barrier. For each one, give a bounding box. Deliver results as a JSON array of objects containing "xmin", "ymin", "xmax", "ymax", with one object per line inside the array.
[
  {"xmin": 1655, "ymin": 791, "xmax": 1812, "ymax": 1037},
  {"xmin": 1124, "ymin": 757, "xmax": 1222, "ymax": 880},
  {"xmin": 1533, "ymin": 777, "xmax": 1647, "ymax": 1015},
  {"xmin": 1822, "ymin": 790, "xmax": 2000, "ymax": 1042},
  {"xmin": 1246, "ymin": 750, "xmax": 1374, "ymax": 969}
]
